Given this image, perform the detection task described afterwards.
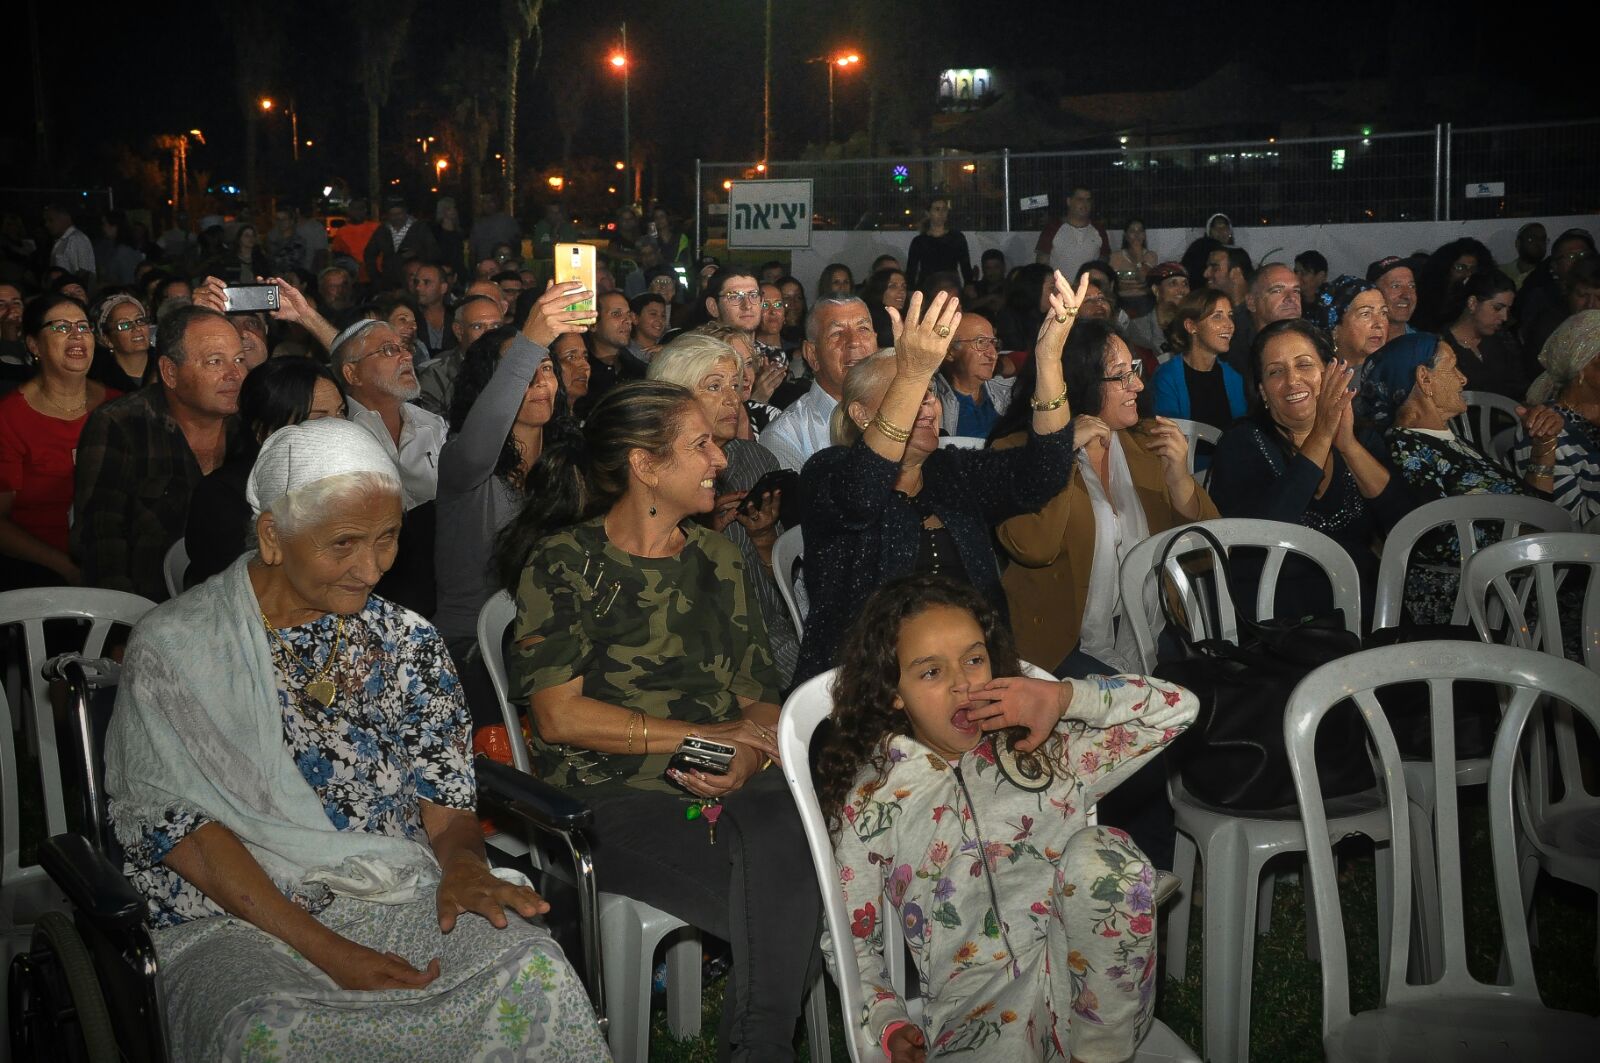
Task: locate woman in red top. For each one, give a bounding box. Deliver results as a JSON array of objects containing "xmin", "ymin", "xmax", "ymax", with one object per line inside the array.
[{"xmin": 0, "ymin": 293, "xmax": 119, "ymax": 589}]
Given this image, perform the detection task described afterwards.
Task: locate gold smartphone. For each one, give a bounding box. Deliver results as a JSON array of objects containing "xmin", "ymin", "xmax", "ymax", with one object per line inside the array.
[{"xmin": 554, "ymin": 242, "xmax": 597, "ymax": 323}]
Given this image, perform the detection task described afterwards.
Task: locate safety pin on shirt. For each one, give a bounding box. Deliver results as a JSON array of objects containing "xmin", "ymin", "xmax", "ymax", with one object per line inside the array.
[{"xmin": 578, "ymin": 552, "xmax": 623, "ymax": 618}]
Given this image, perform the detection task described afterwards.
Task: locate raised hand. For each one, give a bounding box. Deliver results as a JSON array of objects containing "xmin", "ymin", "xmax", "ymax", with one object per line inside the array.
[
  {"xmin": 1310, "ymin": 358, "xmax": 1355, "ymax": 443},
  {"xmin": 890, "ymin": 290, "xmax": 962, "ymax": 381},
  {"xmin": 1144, "ymin": 416, "xmax": 1193, "ymax": 484},
  {"xmin": 523, "ymin": 279, "xmax": 594, "ymax": 348},
  {"xmin": 191, "ymin": 275, "xmax": 229, "ymax": 315},
  {"xmin": 1034, "ymin": 270, "xmax": 1093, "ymax": 362},
  {"xmin": 965, "ymin": 676, "xmax": 1071, "ymax": 752}
]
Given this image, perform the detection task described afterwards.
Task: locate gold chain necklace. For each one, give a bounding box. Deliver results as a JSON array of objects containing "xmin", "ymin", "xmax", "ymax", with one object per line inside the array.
[
  {"xmin": 261, "ymin": 611, "xmax": 344, "ymax": 708},
  {"xmin": 33, "ymin": 383, "xmax": 87, "ymax": 416}
]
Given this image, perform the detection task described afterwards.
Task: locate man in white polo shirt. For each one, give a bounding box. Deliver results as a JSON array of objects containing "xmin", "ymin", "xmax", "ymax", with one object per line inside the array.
[
  {"xmin": 760, "ymin": 296, "xmax": 877, "ymax": 472},
  {"xmin": 332, "ymin": 319, "xmax": 447, "ymax": 508},
  {"xmin": 1034, "ymin": 184, "xmax": 1109, "ymax": 281}
]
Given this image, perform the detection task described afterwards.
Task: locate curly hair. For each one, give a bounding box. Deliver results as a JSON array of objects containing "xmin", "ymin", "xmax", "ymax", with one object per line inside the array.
[
  {"xmin": 448, "ymin": 326, "xmax": 576, "ymax": 492},
  {"xmin": 815, "ymin": 574, "xmax": 1033, "ymax": 836}
]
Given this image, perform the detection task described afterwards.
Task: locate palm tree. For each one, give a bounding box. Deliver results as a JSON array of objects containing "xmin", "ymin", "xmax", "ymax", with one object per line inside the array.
[
  {"xmin": 353, "ymin": 0, "xmax": 416, "ymax": 207},
  {"xmin": 225, "ymin": 3, "xmax": 283, "ymax": 208},
  {"xmin": 499, "ymin": 0, "xmax": 551, "ymax": 218},
  {"xmin": 550, "ymin": 63, "xmax": 591, "ymax": 177},
  {"xmin": 439, "ymin": 44, "xmax": 504, "ymax": 215}
]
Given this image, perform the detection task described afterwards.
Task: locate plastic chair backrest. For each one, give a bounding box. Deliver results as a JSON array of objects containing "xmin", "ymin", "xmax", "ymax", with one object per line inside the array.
[
  {"xmin": 939, "ymin": 435, "xmax": 986, "ymax": 450},
  {"xmin": 476, "ymin": 589, "xmax": 532, "ymax": 774},
  {"xmin": 0, "ymin": 589, "xmax": 156, "ymax": 852},
  {"xmin": 1371, "ymin": 494, "xmax": 1573, "ymax": 630},
  {"xmin": 1285, "ymin": 642, "xmax": 1596, "ymax": 1038},
  {"xmin": 1485, "ymin": 426, "xmax": 1519, "ymax": 472},
  {"xmin": 162, "ymin": 539, "xmax": 189, "ymax": 600},
  {"xmin": 1166, "ymin": 418, "xmax": 1222, "ymax": 487},
  {"xmin": 779, "ymin": 660, "xmax": 1055, "ymax": 1063},
  {"xmin": 1448, "ymin": 391, "xmax": 1521, "ymax": 450},
  {"xmin": 1116, "ymin": 518, "xmax": 1362, "ymax": 672},
  {"xmin": 772, "ymin": 526, "xmax": 807, "ymax": 637}
]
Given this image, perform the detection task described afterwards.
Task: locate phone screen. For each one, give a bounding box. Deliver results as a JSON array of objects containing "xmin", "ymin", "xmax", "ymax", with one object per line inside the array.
[{"xmin": 554, "ymin": 243, "xmax": 597, "ymax": 323}]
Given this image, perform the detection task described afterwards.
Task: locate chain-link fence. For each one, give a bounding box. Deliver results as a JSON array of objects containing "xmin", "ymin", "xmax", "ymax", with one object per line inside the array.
[{"xmin": 696, "ymin": 120, "xmax": 1599, "ymax": 246}]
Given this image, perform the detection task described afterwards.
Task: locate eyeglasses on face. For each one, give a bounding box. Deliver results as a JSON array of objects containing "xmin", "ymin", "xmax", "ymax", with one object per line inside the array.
[
  {"xmin": 761, "ymin": 299, "xmax": 787, "ymax": 310},
  {"xmin": 1101, "ymin": 363, "xmax": 1144, "ymax": 388},
  {"xmin": 719, "ymin": 290, "xmax": 761, "ymax": 305},
  {"xmin": 112, "ymin": 316, "xmax": 151, "ymax": 332},
  {"xmin": 45, "ymin": 320, "xmax": 94, "ymax": 335},
  {"xmin": 359, "ymin": 342, "xmax": 409, "ymax": 361},
  {"xmin": 952, "ymin": 335, "xmax": 998, "ymax": 350}
]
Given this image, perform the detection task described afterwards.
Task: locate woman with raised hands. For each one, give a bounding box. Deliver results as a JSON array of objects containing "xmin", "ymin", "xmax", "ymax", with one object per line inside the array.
[{"xmin": 794, "ymin": 276, "xmax": 1087, "ymax": 684}]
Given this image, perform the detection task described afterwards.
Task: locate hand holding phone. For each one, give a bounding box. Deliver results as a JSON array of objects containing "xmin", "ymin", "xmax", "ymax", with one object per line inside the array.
[
  {"xmin": 663, "ymin": 736, "xmax": 736, "ymax": 795},
  {"xmin": 737, "ymin": 469, "xmax": 798, "ymax": 517},
  {"xmin": 553, "ymin": 243, "xmax": 597, "ymax": 324},
  {"xmin": 222, "ymin": 283, "xmax": 281, "ymax": 314}
]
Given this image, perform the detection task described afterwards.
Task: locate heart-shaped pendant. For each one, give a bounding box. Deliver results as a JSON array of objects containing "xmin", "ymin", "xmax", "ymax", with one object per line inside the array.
[{"xmin": 306, "ymin": 679, "xmax": 337, "ymax": 708}]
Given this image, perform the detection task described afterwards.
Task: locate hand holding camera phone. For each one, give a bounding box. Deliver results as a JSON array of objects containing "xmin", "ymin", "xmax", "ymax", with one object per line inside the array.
[
  {"xmin": 222, "ymin": 283, "xmax": 280, "ymax": 314},
  {"xmin": 663, "ymin": 735, "xmax": 737, "ymax": 795},
  {"xmin": 553, "ymin": 243, "xmax": 598, "ymax": 325}
]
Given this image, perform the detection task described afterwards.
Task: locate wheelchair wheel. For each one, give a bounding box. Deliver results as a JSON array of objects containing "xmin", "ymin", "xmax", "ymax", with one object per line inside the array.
[{"xmin": 8, "ymin": 912, "xmax": 118, "ymax": 1063}]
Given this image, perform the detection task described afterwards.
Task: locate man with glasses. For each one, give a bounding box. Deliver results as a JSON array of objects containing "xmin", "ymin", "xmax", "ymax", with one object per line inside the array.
[
  {"xmin": 932, "ymin": 311, "xmax": 1013, "ymax": 437},
  {"xmin": 1519, "ymin": 229, "xmax": 1595, "ymax": 348},
  {"xmin": 73, "ymin": 305, "xmax": 249, "ymax": 599},
  {"xmin": 334, "ymin": 319, "xmax": 447, "ymax": 508},
  {"xmin": 416, "ymin": 294, "xmax": 504, "ymax": 417},
  {"xmin": 703, "ymin": 268, "xmax": 763, "ymax": 338},
  {"xmin": 760, "ymin": 295, "xmax": 876, "ymax": 472}
]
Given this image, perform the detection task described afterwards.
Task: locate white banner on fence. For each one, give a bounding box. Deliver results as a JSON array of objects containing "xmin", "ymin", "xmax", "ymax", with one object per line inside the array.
[
  {"xmin": 727, "ymin": 180, "xmax": 813, "ymax": 249},
  {"xmin": 1466, "ymin": 182, "xmax": 1506, "ymax": 198}
]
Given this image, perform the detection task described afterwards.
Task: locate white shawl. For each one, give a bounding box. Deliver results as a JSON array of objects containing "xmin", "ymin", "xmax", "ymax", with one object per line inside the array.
[
  {"xmin": 1076, "ymin": 434, "xmax": 1154, "ymax": 672},
  {"xmin": 104, "ymin": 554, "xmax": 440, "ymax": 903}
]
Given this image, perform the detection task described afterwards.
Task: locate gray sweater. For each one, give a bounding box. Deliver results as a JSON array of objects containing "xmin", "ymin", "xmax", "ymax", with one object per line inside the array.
[{"xmin": 432, "ymin": 335, "xmax": 548, "ymax": 640}]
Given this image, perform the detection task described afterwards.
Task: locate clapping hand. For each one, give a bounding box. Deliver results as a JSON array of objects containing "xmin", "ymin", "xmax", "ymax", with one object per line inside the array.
[
  {"xmin": 1310, "ymin": 359, "xmax": 1355, "ymax": 443},
  {"xmin": 888, "ymin": 290, "xmax": 962, "ymax": 381}
]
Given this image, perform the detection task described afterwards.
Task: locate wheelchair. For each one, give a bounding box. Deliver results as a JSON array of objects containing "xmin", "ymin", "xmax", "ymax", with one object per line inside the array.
[{"xmin": 5, "ymin": 654, "xmax": 613, "ymax": 1062}]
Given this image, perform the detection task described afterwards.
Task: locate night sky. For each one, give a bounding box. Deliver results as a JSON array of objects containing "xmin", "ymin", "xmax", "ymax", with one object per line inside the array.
[{"xmin": 1, "ymin": 0, "xmax": 1581, "ymax": 215}]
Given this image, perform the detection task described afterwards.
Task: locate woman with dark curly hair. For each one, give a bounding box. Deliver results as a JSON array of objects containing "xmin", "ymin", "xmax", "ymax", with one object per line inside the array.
[
  {"xmin": 1414, "ymin": 236, "xmax": 1495, "ymax": 332},
  {"xmin": 817, "ymin": 573, "xmax": 1195, "ymax": 1063},
  {"xmin": 434, "ymin": 279, "xmax": 590, "ymax": 727}
]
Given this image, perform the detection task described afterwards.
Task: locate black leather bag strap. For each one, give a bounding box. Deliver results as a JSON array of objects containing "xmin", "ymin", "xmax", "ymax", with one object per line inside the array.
[{"xmin": 1155, "ymin": 522, "xmax": 1238, "ymax": 644}]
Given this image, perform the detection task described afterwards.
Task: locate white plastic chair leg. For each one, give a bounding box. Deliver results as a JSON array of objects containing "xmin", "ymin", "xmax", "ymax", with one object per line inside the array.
[
  {"xmin": 1164, "ymin": 831, "xmax": 1198, "ymax": 981},
  {"xmin": 664, "ymin": 932, "xmax": 702, "ymax": 1038},
  {"xmin": 600, "ymin": 898, "xmax": 701, "ymax": 1063},
  {"xmin": 1256, "ymin": 869, "xmax": 1276, "ymax": 937},
  {"xmin": 1200, "ymin": 825, "xmax": 1254, "ymax": 1063},
  {"xmin": 804, "ymin": 974, "xmax": 832, "ymax": 1063}
]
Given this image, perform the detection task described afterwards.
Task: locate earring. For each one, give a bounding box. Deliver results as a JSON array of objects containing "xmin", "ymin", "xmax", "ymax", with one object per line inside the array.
[{"xmin": 648, "ymin": 487, "xmax": 657, "ymax": 518}]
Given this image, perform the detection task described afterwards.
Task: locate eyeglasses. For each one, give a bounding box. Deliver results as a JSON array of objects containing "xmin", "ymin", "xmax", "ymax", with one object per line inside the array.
[
  {"xmin": 359, "ymin": 342, "xmax": 409, "ymax": 361},
  {"xmin": 45, "ymin": 320, "xmax": 94, "ymax": 335},
  {"xmin": 1101, "ymin": 363, "xmax": 1144, "ymax": 388},
  {"xmin": 1557, "ymin": 249, "xmax": 1591, "ymax": 262},
  {"xmin": 952, "ymin": 335, "xmax": 998, "ymax": 350},
  {"xmin": 112, "ymin": 316, "xmax": 150, "ymax": 332},
  {"xmin": 761, "ymin": 299, "xmax": 787, "ymax": 310},
  {"xmin": 719, "ymin": 290, "xmax": 762, "ymax": 305}
]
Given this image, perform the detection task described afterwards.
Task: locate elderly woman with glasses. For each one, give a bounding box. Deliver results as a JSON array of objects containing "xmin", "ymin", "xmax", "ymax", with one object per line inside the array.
[
  {"xmin": 103, "ymin": 417, "xmax": 608, "ymax": 1061},
  {"xmin": 0, "ymin": 294, "xmax": 120, "ymax": 588},
  {"xmin": 90, "ymin": 291, "xmax": 154, "ymax": 392}
]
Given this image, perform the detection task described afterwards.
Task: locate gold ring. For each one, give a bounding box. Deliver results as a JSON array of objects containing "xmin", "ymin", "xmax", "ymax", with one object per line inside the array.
[
  {"xmin": 935, "ymin": 325, "xmax": 952, "ymax": 338},
  {"xmin": 1055, "ymin": 314, "xmax": 1068, "ymax": 323},
  {"xmin": 1063, "ymin": 307, "xmax": 1079, "ymax": 317}
]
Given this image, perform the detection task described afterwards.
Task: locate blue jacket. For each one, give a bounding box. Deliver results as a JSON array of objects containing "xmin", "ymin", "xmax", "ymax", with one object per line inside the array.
[{"xmin": 1150, "ymin": 356, "xmax": 1248, "ymax": 425}]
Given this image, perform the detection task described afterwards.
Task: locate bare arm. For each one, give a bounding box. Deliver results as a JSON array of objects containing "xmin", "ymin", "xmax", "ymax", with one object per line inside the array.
[
  {"xmin": 530, "ymin": 677, "xmax": 780, "ymax": 762},
  {"xmin": 0, "ymin": 493, "xmax": 77, "ymax": 581},
  {"xmin": 420, "ymin": 800, "xmax": 549, "ymax": 932}
]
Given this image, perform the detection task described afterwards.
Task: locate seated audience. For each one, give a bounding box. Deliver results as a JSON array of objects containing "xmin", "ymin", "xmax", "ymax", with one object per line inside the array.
[
  {"xmin": 819, "ymin": 573, "xmax": 1196, "ymax": 1063},
  {"xmin": 73, "ymin": 304, "xmax": 247, "ymax": 600},
  {"xmin": 932, "ymin": 310, "xmax": 1012, "ymax": 438},
  {"xmin": 1293, "ymin": 249, "xmax": 1329, "ymax": 307},
  {"xmin": 1415, "ymin": 236, "xmax": 1495, "ymax": 331},
  {"xmin": 0, "ymin": 295, "xmax": 119, "ymax": 588},
  {"xmin": 105, "ymin": 417, "xmax": 604, "ymax": 1060},
  {"xmin": 1368, "ymin": 255, "xmax": 1418, "ymax": 342},
  {"xmin": 89, "ymin": 292, "xmax": 153, "ymax": 392},
  {"xmin": 1363, "ymin": 332, "xmax": 1560, "ymax": 624},
  {"xmin": 580, "ymin": 290, "xmax": 641, "ymax": 414},
  {"xmin": 1519, "ymin": 228, "xmax": 1596, "ymax": 352},
  {"xmin": 1245, "ymin": 263, "xmax": 1305, "ymax": 364},
  {"xmin": 777, "ymin": 275, "xmax": 807, "ymax": 349},
  {"xmin": 648, "ymin": 333, "xmax": 799, "ymax": 683},
  {"xmin": 1203, "ymin": 245, "xmax": 1255, "ymax": 380},
  {"xmin": 1308, "ymin": 275, "xmax": 1389, "ymax": 370},
  {"xmin": 1513, "ymin": 310, "xmax": 1600, "ymax": 526},
  {"xmin": 185, "ymin": 358, "xmax": 347, "ymax": 586},
  {"xmin": 1209, "ymin": 321, "xmax": 1417, "ymax": 623},
  {"xmin": 500, "ymin": 380, "xmax": 821, "ymax": 1061},
  {"xmin": 334, "ymin": 318, "xmax": 447, "ymax": 509},
  {"xmin": 794, "ymin": 283, "xmax": 1081, "ymax": 684},
  {"xmin": 1521, "ymin": 257, "xmax": 1600, "ymax": 369},
  {"xmin": 1125, "ymin": 261, "xmax": 1189, "ymax": 360},
  {"xmin": 994, "ymin": 262, "xmax": 1053, "ymax": 359},
  {"xmin": 761, "ymin": 296, "xmax": 876, "ymax": 472},
  {"xmin": 695, "ymin": 322, "xmax": 782, "ymax": 433},
  {"xmin": 1151, "ymin": 288, "xmax": 1249, "ymax": 431},
  {"xmin": 1442, "ymin": 270, "xmax": 1527, "ymax": 402}
]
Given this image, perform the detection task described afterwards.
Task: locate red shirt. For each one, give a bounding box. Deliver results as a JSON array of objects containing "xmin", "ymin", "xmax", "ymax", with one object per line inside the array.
[
  {"xmin": 331, "ymin": 220, "xmax": 380, "ymax": 281},
  {"xmin": 0, "ymin": 387, "xmax": 119, "ymax": 554}
]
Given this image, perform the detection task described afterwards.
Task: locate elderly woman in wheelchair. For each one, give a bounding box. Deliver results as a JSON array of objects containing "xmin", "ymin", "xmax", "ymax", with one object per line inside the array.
[{"xmin": 50, "ymin": 417, "xmax": 608, "ymax": 1061}]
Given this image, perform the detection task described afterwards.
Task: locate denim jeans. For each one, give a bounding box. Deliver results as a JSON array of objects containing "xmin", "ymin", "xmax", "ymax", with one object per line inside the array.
[{"xmin": 584, "ymin": 770, "xmax": 823, "ymax": 1062}]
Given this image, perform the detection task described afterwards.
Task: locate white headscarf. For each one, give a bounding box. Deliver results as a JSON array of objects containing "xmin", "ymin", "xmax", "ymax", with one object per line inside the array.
[
  {"xmin": 246, "ymin": 417, "xmax": 400, "ymax": 515},
  {"xmin": 1528, "ymin": 310, "xmax": 1600, "ymax": 406}
]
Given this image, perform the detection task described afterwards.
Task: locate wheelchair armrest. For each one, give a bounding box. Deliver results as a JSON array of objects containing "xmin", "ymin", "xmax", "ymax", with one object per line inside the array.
[
  {"xmin": 38, "ymin": 833, "xmax": 146, "ymax": 933},
  {"xmin": 476, "ymin": 757, "xmax": 594, "ymax": 833}
]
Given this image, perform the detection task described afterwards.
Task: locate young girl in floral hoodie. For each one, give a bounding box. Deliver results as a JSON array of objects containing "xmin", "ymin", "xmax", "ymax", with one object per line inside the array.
[{"xmin": 817, "ymin": 574, "xmax": 1196, "ymax": 1062}]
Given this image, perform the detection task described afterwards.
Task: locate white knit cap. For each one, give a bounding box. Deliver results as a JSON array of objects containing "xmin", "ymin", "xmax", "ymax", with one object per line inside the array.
[{"xmin": 245, "ymin": 417, "xmax": 401, "ymax": 516}]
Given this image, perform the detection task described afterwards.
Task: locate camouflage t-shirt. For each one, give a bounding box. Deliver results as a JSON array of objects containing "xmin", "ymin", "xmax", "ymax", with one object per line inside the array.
[{"xmin": 508, "ymin": 516, "xmax": 782, "ymax": 794}]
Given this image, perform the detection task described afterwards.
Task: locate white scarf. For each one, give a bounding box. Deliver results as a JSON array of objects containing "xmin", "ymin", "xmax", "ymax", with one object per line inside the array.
[{"xmin": 1076, "ymin": 434, "xmax": 1154, "ymax": 672}]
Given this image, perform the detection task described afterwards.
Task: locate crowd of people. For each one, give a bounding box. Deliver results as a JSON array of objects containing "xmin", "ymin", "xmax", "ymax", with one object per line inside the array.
[{"xmin": 1, "ymin": 185, "xmax": 1597, "ymax": 1062}]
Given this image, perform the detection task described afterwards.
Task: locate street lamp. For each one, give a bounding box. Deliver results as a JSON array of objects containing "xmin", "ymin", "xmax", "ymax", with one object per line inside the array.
[
  {"xmin": 258, "ymin": 97, "xmax": 300, "ymax": 161},
  {"xmin": 806, "ymin": 51, "xmax": 862, "ymax": 143},
  {"xmin": 608, "ymin": 24, "xmax": 631, "ymax": 204}
]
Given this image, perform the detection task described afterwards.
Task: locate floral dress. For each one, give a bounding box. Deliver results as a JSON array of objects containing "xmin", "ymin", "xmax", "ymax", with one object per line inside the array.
[
  {"xmin": 1385, "ymin": 426, "xmax": 1530, "ymax": 625},
  {"xmin": 830, "ymin": 674, "xmax": 1196, "ymax": 1062}
]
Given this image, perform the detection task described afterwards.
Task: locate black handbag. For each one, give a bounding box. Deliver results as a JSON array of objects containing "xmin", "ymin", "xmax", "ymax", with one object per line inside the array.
[{"xmin": 1152, "ymin": 525, "xmax": 1376, "ymax": 812}]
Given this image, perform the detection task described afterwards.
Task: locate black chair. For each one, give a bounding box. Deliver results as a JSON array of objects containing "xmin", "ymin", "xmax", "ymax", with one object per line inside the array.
[{"xmin": 6, "ymin": 654, "xmax": 597, "ymax": 1062}]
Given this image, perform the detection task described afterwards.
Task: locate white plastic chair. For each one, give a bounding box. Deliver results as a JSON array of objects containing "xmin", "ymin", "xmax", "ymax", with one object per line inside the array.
[
  {"xmin": 0, "ymin": 588, "xmax": 156, "ymax": 1048},
  {"xmin": 162, "ymin": 539, "xmax": 189, "ymax": 600},
  {"xmin": 1486, "ymin": 425, "xmax": 1519, "ymax": 472},
  {"xmin": 778, "ymin": 666, "xmax": 1200, "ymax": 1063},
  {"xmin": 1117, "ymin": 519, "xmax": 1394, "ymax": 1063},
  {"xmin": 772, "ymin": 526, "xmax": 807, "ymax": 638},
  {"xmin": 1166, "ymin": 417, "xmax": 1223, "ymax": 489},
  {"xmin": 1462, "ymin": 533, "xmax": 1600, "ymax": 971},
  {"xmin": 938, "ymin": 435, "xmax": 986, "ymax": 449},
  {"xmin": 1285, "ymin": 642, "xmax": 1600, "ymax": 1061},
  {"xmin": 1448, "ymin": 390, "xmax": 1522, "ymax": 451},
  {"xmin": 475, "ymin": 591, "xmax": 831, "ymax": 1063}
]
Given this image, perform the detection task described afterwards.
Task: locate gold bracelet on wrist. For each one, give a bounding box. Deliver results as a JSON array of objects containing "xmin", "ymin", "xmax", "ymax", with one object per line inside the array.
[
  {"xmin": 869, "ymin": 414, "xmax": 912, "ymax": 443},
  {"xmin": 1030, "ymin": 386, "xmax": 1069, "ymax": 412},
  {"xmin": 641, "ymin": 715, "xmax": 649, "ymax": 755},
  {"xmin": 626, "ymin": 712, "xmax": 638, "ymax": 754},
  {"xmin": 1527, "ymin": 463, "xmax": 1555, "ymax": 478}
]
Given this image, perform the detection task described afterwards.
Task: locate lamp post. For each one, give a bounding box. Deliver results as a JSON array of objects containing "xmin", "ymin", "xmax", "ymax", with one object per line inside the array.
[
  {"xmin": 259, "ymin": 97, "xmax": 301, "ymax": 161},
  {"xmin": 609, "ymin": 25, "xmax": 631, "ymax": 203},
  {"xmin": 806, "ymin": 52, "xmax": 861, "ymax": 143}
]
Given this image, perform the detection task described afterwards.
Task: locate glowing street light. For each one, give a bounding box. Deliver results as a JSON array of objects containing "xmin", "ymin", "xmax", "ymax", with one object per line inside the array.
[
  {"xmin": 807, "ymin": 50, "xmax": 864, "ymax": 142},
  {"xmin": 608, "ymin": 24, "xmax": 632, "ymax": 203},
  {"xmin": 259, "ymin": 97, "xmax": 274, "ymax": 112},
  {"xmin": 435, "ymin": 158, "xmax": 449, "ymax": 178},
  {"xmin": 547, "ymin": 175, "xmax": 565, "ymax": 190}
]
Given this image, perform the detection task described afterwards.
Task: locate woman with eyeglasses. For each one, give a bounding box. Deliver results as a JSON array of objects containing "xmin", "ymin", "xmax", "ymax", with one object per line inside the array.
[
  {"xmin": 0, "ymin": 294, "xmax": 121, "ymax": 588},
  {"xmin": 1151, "ymin": 287, "xmax": 1250, "ymax": 432},
  {"xmin": 89, "ymin": 292, "xmax": 155, "ymax": 392}
]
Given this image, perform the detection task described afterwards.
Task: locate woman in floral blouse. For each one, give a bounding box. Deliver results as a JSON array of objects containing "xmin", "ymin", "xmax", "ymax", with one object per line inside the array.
[{"xmin": 816, "ymin": 575, "xmax": 1196, "ymax": 1062}]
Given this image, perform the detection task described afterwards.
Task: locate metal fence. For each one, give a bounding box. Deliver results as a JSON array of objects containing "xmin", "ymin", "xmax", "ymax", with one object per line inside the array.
[{"xmin": 695, "ymin": 120, "xmax": 1599, "ymax": 245}]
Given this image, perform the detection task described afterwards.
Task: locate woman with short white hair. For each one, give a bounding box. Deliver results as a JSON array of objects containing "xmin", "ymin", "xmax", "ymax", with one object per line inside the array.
[{"xmin": 104, "ymin": 416, "xmax": 607, "ymax": 1062}]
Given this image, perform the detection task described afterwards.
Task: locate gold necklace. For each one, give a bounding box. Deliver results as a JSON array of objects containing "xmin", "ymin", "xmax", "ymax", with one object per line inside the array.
[
  {"xmin": 33, "ymin": 383, "xmax": 87, "ymax": 416},
  {"xmin": 261, "ymin": 611, "xmax": 344, "ymax": 708}
]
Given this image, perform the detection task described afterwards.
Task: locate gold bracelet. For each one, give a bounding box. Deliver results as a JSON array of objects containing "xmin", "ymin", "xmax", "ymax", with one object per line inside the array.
[
  {"xmin": 640, "ymin": 715, "xmax": 649, "ymax": 755},
  {"xmin": 869, "ymin": 414, "xmax": 912, "ymax": 443},
  {"xmin": 626, "ymin": 712, "xmax": 638, "ymax": 754},
  {"xmin": 1030, "ymin": 386, "xmax": 1069, "ymax": 412}
]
